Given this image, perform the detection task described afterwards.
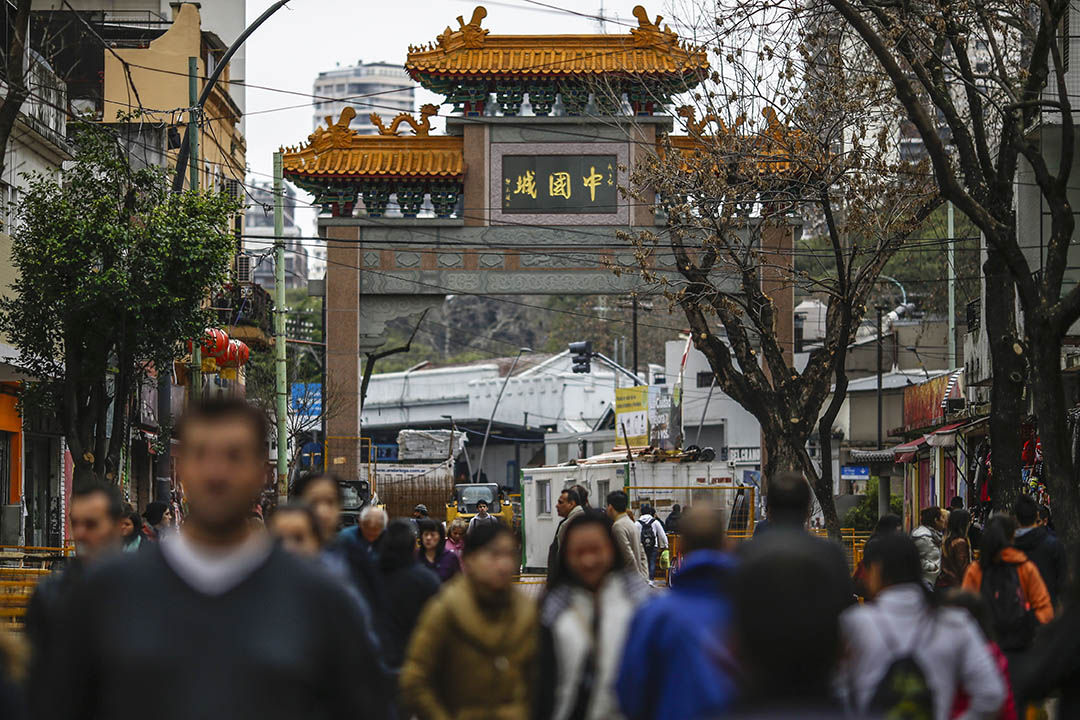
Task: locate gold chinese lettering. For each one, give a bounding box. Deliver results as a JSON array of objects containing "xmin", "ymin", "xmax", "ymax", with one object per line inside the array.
[
  {"xmin": 513, "ymin": 170, "xmax": 537, "ymax": 199},
  {"xmin": 583, "ymin": 165, "xmax": 603, "ymax": 202},
  {"xmin": 548, "ymin": 171, "xmax": 571, "ymax": 199}
]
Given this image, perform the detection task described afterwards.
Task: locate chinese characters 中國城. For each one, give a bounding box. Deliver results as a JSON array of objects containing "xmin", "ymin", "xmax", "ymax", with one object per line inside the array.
[{"xmin": 501, "ymin": 155, "xmax": 617, "ymax": 214}]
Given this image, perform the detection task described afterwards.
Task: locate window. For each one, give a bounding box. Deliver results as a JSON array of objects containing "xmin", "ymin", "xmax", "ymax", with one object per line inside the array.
[
  {"xmin": 536, "ymin": 479, "xmax": 551, "ymax": 514},
  {"xmin": 596, "ymin": 480, "xmax": 610, "ymax": 505},
  {"xmin": 505, "ymin": 460, "xmax": 519, "ymax": 487},
  {"xmin": 697, "ymin": 371, "xmax": 715, "ymax": 388}
]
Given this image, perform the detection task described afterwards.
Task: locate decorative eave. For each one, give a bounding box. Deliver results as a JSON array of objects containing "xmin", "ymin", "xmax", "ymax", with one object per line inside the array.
[
  {"xmin": 281, "ymin": 107, "xmax": 465, "ymax": 218},
  {"xmin": 406, "ymin": 6, "xmax": 709, "ymax": 116}
]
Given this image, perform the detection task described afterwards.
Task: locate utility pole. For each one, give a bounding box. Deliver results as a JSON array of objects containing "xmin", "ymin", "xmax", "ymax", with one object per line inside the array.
[
  {"xmin": 155, "ymin": 1, "xmax": 290, "ymax": 504},
  {"xmin": 188, "ymin": 56, "xmax": 202, "ymax": 402},
  {"xmin": 947, "ymin": 201, "xmax": 956, "ymax": 368},
  {"xmin": 876, "ymin": 305, "xmax": 888, "ymax": 518},
  {"xmin": 274, "ymin": 151, "xmax": 288, "ymax": 505},
  {"xmin": 478, "ymin": 348, "xmax": 530, "ymax": 483},
  {"xmin": 632, "ymin": 295, "xmax": 639, "ymax": 380}
]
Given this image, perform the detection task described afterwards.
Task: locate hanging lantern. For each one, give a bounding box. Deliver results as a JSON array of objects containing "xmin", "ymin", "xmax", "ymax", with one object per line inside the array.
[
  {"xmin": 186, "ymin": 328, "xmax": 229, "ymax": 358},
  {"xmin": 219, "ymin": 339, "xmax": 247, "ymax": 368}
]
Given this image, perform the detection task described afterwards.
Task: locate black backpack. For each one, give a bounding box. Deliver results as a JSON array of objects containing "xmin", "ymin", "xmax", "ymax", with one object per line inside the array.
[
  {"xmin": 639, "ymin": 518, "xmax": 656, "ymax": 551},
  {"xmin": 866, "ymin": 614, "xmax": 935, "ymax": 720},
  {"xmin": 981, "ymin": 563, "xmax": 1037, "ymax": 651}
]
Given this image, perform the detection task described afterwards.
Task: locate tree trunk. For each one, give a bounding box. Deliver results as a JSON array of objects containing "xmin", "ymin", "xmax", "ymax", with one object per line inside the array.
[
  {"xmin": 983, "ymin": 249, "xmax": 1024, "ymax": 511},
  {"xmin": 1027, "ymin": 330, "xmax": 1080, "ymax": 554}
]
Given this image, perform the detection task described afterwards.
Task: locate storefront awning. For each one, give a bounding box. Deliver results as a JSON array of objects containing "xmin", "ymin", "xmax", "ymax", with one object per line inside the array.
[{"xmin": 893, "ymin": 437, "xmax": 927, "ymax": 464}]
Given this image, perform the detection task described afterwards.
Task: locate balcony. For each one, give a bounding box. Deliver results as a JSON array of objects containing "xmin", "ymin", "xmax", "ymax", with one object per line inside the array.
[{"xmin": 966, "ymin": 298, "xmax": 981, "ymax": 333}]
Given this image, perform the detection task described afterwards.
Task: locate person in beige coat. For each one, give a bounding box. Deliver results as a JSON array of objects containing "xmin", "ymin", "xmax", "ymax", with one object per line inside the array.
[
  {"xmin": 400, "ymin": 523, "xmax": 538, "ymax": 720},
  {"xmin": 606, "ymin": 490, "xmax": 649, "ymax": 580}
]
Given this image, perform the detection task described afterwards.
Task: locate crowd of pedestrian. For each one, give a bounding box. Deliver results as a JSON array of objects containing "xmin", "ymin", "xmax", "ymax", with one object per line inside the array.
[{"xmin": 4, "ymin": 397, "xmax": 1080, "ymax": 720}]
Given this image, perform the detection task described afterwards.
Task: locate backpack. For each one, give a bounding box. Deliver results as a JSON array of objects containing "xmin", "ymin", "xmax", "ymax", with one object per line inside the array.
[
  {"xmin": 981, "ymin": 563, "xmax": 1037, "ymax": 651},
  {"xmin": 639, "ymin": 518, "xmax": 656, "ymax": 551},
  {"xmin": 866, "ymin": 613, "xmax": 935, "ymax": 720}
]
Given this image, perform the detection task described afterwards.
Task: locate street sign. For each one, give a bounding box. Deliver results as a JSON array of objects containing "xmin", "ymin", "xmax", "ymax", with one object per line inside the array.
[
  {"xmin": 840, "ymin": 465, "xmax": 870, "ymax": 480},
  {"xmin": 615, "ymin": 385, "xmax": 649, "ymax": 447}
]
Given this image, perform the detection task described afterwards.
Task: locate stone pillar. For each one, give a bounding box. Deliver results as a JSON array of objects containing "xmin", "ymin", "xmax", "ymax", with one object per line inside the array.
[
  {"xmin": 462, "ymin": 122, "xmax": 489, "ymax": 227},
  {"xmin": 325, "ymin": 223, "xmax": 361, "ymax": 442},
  {"xmin": 628, "ymin": 122, "xmax": 657, "ymax": 228},
  {"xmin": 758, "ymin": 221, "xmax": 796, "ymax": 477}
]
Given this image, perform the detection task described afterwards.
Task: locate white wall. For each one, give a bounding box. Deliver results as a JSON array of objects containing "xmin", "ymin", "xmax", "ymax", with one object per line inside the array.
[{"xmin": 665, "ymin": 340, "xmax": 761, "ymax": 453}]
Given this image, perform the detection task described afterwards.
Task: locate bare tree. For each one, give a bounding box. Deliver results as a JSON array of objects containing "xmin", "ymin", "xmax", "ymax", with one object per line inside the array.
[
  {"xmin": 612, "ymin": 10, "xmax": 938, "ymax": 537},
  {"xmin": 717, "ymin": 0, "xmax": 1080, "ymax": 547}
]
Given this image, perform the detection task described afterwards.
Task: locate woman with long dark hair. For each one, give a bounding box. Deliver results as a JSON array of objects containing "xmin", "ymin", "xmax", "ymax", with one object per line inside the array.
[
  {"xmin": 962, "ymin": 515, "xmax": 1053, "ymax": 656},
  {"xmin": 416, "ymin": 518, "xmax": 460, "ymax": 583},
  {"xmin": 938, "ymin": 509, "xmax": 972, "ymax": 588},
  {"xmin": 536, "ymin": 510, "xmax": 649, "ymax": 720}
]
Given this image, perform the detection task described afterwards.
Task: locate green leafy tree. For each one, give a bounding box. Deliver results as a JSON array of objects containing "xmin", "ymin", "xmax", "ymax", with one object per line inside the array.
[
  {"xmin": 0, "ymin": 127, "xmax": 239, "ymax": 487},
  {"xmin": 842, "ymin": 476, "xmax": 904, "ymax": 530}
]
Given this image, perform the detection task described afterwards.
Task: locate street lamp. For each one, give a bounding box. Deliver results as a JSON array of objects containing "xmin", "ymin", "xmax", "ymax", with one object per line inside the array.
[
  {"xmin": 476, "ymin": 347, "xmax": 531, "ymax": 483},
  {"xmin": 441, "ymin": 414, "xmax": 472, "ymax": 482}
]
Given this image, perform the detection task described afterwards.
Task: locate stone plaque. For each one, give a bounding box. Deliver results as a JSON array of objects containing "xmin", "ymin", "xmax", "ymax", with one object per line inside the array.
[{"xmin": 501, "ymin": 154, "xmax": 617, "ymax": 214}]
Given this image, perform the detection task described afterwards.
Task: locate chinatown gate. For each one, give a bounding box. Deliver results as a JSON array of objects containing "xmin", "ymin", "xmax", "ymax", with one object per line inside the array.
[{"xmin": 279, "ymin": 6, "xmax": 796, "ymax": 470}]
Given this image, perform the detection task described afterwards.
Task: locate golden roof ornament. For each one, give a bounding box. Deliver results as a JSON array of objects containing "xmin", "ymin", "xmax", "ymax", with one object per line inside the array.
[
  {"xmin": 305, "ymin": 107, "xmax": 359, "ymax": 153},
  {"xmin": 436, "ymin": 6, "xmax": 489, "ymax": 51},
  {"xmin": 630, "ymin": 5, "xmax": 679, "ymax": 49},
  {"xmin": 369, "ymin": 104, "xmax": 439, "ymax": 137}
]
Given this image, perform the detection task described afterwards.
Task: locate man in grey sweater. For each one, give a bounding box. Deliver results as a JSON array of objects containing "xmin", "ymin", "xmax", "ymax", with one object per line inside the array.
[
  {"xmin": 55, "ymin": 399, "xmax": 388, "ymax": 720},
  {"xmin": 606, "ymin": 489, "xmax": 649, "ymax": 579}
]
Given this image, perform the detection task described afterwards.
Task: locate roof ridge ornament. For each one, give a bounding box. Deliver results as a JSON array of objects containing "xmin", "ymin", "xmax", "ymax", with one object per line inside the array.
[
  {"xmin": 631, "ymin": 5, "xmax": 678, "ymax": 49},
  {"xmin": 436, "ymin": 6, "xmax": 489, "ymax": 51},
  {"xmin": 370, "ymin": 104, "xmax": 440, "ymax": 136},
  {"xmin": 303, "ymin": 107, "xmax": 359, "ymax": 153}
]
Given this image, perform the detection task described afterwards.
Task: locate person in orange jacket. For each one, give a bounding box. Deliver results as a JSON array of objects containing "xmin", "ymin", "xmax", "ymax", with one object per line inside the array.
[{"xmin": 962, "ymin": 514, "xmax": 1053, "ymax": 658}]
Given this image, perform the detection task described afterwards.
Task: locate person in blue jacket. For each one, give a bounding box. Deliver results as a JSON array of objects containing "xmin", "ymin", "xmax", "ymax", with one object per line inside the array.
[{"xmin": 615, "ymin": 506, "xmax": 738, "ymax": 720}]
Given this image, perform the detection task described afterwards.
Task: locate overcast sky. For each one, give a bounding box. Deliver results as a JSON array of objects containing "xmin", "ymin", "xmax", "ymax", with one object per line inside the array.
[{"xmin": 242, "ymin": 0, "xmax": 682, "ymax": 183}]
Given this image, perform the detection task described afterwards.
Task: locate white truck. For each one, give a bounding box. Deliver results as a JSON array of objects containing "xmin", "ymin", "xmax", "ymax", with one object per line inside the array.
[{"xmin": 520, "ymin": 459, "xmax": 752, "ymax": 572}]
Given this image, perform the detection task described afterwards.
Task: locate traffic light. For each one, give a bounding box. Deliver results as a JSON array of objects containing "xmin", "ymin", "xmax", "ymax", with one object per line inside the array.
[{"xmin": 569, "ymin": 341, "xmax": 592, "ymax": 374}]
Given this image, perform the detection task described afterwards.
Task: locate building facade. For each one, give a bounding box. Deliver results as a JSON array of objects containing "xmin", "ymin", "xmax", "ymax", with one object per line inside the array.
[{"xmin": 312, "ymin": 60, "xmax": 415, "ymax": 136}]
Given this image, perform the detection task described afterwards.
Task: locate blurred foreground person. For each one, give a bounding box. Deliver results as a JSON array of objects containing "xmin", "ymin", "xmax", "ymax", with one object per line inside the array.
[
  {"xmin": 962, "ymin": 515, "xmax": 1053, "ymax": 667},
  {"xmin": 56, "ymin": 399, "xmax": 387, "ymax": 719},
  {"xmin": 401, "ymin": 523, "xmax": 537, "ymax": 720},
  {"xmin": 743, "ymin": 471, "xmax": 854, "ymax": 609},
  {"xmin": 26, "ymin": 482, "xmax": 123, "ymax": 718},
  {"xmin": 293, "ymin": 472, "xmax": 384, "ymax": 614},
  {"xmin": 943, "ymin": 590, "xmax": 1017, "ymax": 720},
  {"xmin": 852, "ymin": 514, "xmax": 903, "ymax": 600},
  {"xmin": 617, "ymin": 506, "xmax": 738, "ymax": 720},
  {"xmin": 268, "ymin": 503, "xmax": 322, "ymax": 557},
  {"xmin": 839, "ymin": 533, "xmax": 1004, "ymax": 720},
  {"xmin": 417, "ymin": 518, "xmax": 461, "ymax": 583},
  {"xmin": 733, "ymin": 523, "xmax": 847, "ymax": 718},
  {"xmin": 0, "ymin": 630, "xmax": 25, "ymax": 720},
  {"xmin": 537, "ymin": 512, "xmax": 647, "ymax": 720},
  {"xmin": 380, "ymin": 520, "xmax": 441, "ymax": 670},
  {"xmin": 1011, "ymin": 494, "xmax": 1066, "ymax": 607},
  {"xmin": 606, "ymin": 490, "xmax": 648, "ymax": 580},
  {"xmin": 1012, "ymin": 580, "xmax": 1080, "ymax": 714}
]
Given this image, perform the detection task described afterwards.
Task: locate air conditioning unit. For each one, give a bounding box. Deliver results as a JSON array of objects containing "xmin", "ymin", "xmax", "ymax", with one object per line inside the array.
[
  {"xmin": 225, "ymin": 178, "xmax": 242, "ymax": 202},
  {"xmin": 235, "ymin": 254, "xmax": 253, "ymax": 284}
]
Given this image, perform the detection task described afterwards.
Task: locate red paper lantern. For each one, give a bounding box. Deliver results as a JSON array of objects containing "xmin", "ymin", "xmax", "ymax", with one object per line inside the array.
[
  {"xmin": 235, "ymin": 341, "xmax": 250, "ymax": 366},
  {"xmin": 203, "ymin": 328, "xmax": 229, "ymax": 359},
  {"xmin": 186, "ymin": 328, "xmax": 229, "ymax": 358},
  {"xmin": 219, "ymin": 339, "xmax": 249, "ymax": 368}
]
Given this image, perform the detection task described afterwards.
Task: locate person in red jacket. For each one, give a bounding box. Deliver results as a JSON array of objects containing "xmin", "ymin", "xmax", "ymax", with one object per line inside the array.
[{"xmin": 945, "ymin": 589, "xmax": 1017, "ymax": 720}]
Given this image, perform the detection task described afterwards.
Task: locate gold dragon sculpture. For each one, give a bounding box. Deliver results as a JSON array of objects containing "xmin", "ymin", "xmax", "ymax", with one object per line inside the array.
[{"xmin": 370, "ymin": 103, "xmax": 440, "ymax": 137}]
